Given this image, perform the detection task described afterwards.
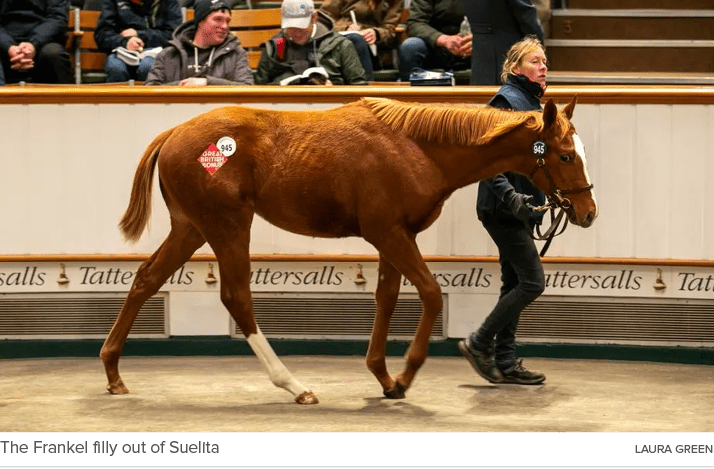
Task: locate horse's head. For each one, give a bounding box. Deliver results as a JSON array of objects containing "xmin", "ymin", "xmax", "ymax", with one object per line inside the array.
[{"xmin": 529, "ymin": 97, "xmax": 598, "ymax": 228}]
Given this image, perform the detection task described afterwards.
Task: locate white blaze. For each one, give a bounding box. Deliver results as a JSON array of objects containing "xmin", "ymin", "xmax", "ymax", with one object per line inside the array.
[{"xmin": 572, "ymin": 133, "xmax": 597, "ymax": 214}]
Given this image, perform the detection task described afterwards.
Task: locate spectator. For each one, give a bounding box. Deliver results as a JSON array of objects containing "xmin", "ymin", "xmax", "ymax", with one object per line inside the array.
[
  {"xmin": 144, "ymin": 0, "xmax": 254, "ymax": 85},
  {"xmin": 398, "ymin": 0, "xmax": 471, "ymax": 82},
  {"xmin": 459, "ymin": 36, "xmax": 549, "ymax": 386},
  {"xmin": 320, "ymin": 0, "xmax": 404, "ymax": 81},
  {"xmin": 95, "ymin": 0, "xmax": 182, "ymax": 83},
  {"xmin": 0, "ymin": 58, "xmax": 5, "ymax": 85},
  {"xmin": 0, "ymin": 0, "xmax": 73, "ymax": 84},
  {"xmin": 254, "ymin": 0, "xmax": 368, "ymax": 85},
  {"xmin": 458, "ymin": 0, "xmax": 543, "ymax": 85},
  {"xmin": 533, "ymin": 0, "xmax": 551, "ymax": 37}
]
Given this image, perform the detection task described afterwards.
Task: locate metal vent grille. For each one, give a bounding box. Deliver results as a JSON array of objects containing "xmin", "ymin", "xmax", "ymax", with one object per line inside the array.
[
  {"xmin": 233, "ymin": 293, "xmax": 445, "ymax": 340},
  {"xmin": 0, "ymin": 293, "xmax": 167, "ymax": 339},
  {"xmin": 519, "ymin": 296, "xmax": 714, "ymax": 346}
]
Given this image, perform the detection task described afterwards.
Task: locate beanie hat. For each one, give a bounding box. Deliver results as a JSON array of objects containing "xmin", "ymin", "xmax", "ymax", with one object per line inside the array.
[{"xmin": 194, "ymin": 0, "xmax": 231, "ymax": 25}]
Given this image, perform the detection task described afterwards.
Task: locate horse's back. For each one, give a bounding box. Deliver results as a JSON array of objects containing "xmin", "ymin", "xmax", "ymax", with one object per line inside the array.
[{"xmin": 153, "ymin": 101, "xmax": 433, "ymax": 239}]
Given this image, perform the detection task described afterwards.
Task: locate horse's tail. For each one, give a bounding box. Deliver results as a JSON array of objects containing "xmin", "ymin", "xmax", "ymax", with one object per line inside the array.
[{"xmin": 119, "ymin": 127, "xmax": 174, "ymax": 243}]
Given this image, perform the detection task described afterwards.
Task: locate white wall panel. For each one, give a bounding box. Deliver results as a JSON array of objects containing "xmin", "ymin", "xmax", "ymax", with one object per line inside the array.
[
  {"xmin": 634, "ymin": 105, "xmax": 671, "ymax": 258},
  {"xmin": 705, "ymin": 105, "xmax": 714, "ymax": 260},
  {"xmin": 595, "ymin": 105, "xmax": 637, "ymax": 258},
  {"xmin": 1, "ymin": 101, "xmax": 712, "ymax": 260},
  {"xmin": 669, "ymin": 105, "xmax": 708, "ymax": 259}
]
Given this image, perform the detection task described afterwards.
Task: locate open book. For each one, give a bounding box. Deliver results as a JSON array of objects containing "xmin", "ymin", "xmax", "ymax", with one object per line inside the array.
[
  {"xmin": 112, "ymin": 47, "xmax": 162, "ymax": 67},
  {"xmin": 279, "ymin": 66, "xmax": 329, "ymax": 86}
]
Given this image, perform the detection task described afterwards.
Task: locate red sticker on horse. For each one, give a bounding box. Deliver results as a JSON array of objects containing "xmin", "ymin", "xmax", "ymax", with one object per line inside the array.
[{"xmin": 198, "ymin": 144, "xmax": 227, "ymax": 175}]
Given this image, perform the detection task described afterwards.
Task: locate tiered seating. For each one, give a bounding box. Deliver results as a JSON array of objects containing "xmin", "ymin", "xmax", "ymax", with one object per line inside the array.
[{"xmin": 547, "ymin": 0, "xmax": 714, "ymax": 85}]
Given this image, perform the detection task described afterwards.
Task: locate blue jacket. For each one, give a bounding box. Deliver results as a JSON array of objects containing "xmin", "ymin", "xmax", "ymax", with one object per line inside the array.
[
  {"xmin": 95, "ymin": 0, "xmax": 181, "ymax": 53},
  {"xmin": 476, "ymin": 73, "xmax": 546, "ymax": 227}
]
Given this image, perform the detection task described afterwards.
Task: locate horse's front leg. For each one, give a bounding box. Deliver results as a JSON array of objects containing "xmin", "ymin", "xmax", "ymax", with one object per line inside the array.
[
  {"xmin": 368, "ymin": 230, "xmax": 443, "ymax": 398},
  {"xmin": 366, "ymin": 255, "xmax": 403, "ymax": 398}
]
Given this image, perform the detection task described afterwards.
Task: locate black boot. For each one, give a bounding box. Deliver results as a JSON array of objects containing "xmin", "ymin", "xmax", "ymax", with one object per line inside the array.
[
  {"xmin": 499, "ymin": 359, "xmax": 546, "ymax": 385},
  {"xmin": 458, "ymin": 339, "xmax": 503, "ymax": 383}
]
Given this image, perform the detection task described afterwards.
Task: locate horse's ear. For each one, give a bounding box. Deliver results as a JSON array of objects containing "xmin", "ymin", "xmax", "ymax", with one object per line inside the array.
[
  {"xmin": 562, "ymin": 96, "xmax": 577, "ymax": 120},
  {"xmin": 542, "ymin": 98, "xmax": 558, "ymax": 130}
]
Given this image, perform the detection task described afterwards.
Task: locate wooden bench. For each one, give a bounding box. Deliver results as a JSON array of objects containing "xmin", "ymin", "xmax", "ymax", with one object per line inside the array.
[{"xmin": 67, "ymin": 8, "xmax": 107, "ymax": 83}]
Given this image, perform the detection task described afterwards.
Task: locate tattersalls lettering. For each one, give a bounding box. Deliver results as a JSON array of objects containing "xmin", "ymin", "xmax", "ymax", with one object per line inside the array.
[
  {"xmin": 403, "ymin": 268, "xmax": 492, "ymax": 289},
  {"xmin": 80, "ymin": 266, "xmax": 135, "ymax": 285},
  {"xmin": 250, "ymin": 266, "xmax": 343, "ymax": 286},
  {"xmin": 677, "ymin": 272, "xmax": 714, "ymax": 292},
  {"xmin": 544, "ymin": 269, "xmax": 641, "ymax": 290},
  {"xmin": 0, "ymin": 267, "xmax": 45, "ymax": 286},
  {"xmin": 78, "ymin": 265, "xmax": 194, "ymax": 286}
]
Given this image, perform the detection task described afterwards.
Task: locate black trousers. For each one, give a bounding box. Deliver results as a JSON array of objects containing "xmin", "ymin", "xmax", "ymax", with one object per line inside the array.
[
  {"xmin": 470, "ymin": 221, "xmax": 545, "ymax": 369},
  {"xmin": 2, "ymin": 42, "xmax": 73, "ymax": 84}
]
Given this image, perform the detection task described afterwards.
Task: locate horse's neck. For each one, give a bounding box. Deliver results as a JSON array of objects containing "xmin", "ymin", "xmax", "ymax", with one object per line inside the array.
[{"xmin": 425, "ymin": 132, "xmax": 536, "ymax": 190}]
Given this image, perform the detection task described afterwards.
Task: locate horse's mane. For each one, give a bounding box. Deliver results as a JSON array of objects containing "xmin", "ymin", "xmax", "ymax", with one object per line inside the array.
[{"xmin": 361, "ymin": 97, "xmax": 566, "ymax": 146}]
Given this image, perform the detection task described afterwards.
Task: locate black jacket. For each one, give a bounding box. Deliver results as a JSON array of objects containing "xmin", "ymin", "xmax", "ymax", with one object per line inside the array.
[
  {"xmin": 476, "ymin": 74, "xmax": 546, "ymax": 227},
  {"xmin": 95, "ymin": 0, "xmax": 181, "ymax": 53},
  {"xmin": 0, "ymin": 0, "xmax": 69, "ymax": 52},
  {"xmin": 458, "ymin": 0, "xmax": 543, "ymax": 85},
  {"xmin": 405, "ymin": 0, "xmax": 466, "ymax": 48}
]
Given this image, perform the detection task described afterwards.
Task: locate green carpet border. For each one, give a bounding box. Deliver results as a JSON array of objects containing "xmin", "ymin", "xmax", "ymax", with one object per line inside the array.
[{"xmin": 0, "ymin": 337, "xmax": 712, "ymax": 366}]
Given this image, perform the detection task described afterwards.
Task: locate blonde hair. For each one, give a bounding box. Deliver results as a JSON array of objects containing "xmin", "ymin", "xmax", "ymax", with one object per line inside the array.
[{"xmin": 500, "ymin": 35, "xmax": 546, "ymax": 84}]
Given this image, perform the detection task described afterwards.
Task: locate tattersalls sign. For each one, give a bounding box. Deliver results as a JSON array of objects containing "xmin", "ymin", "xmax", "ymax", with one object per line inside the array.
[{"xmin": 0, "ymin": 261, "xmax": 712, "ymax": 300}]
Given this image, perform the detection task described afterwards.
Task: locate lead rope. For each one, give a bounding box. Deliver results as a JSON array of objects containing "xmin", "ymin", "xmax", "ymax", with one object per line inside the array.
[{"xmin": 533, "ymin": 204, "xmax": 569, "ymax": 257}]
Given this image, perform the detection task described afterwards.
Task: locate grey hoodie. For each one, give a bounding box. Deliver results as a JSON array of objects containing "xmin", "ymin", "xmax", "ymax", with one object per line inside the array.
[{"xmin": 144, "ymin": 20, "xmax": 254, "ymax": 85}]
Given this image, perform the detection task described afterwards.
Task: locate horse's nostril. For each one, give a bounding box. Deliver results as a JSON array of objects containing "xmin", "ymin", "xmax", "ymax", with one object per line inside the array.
[{"xmin": 584, "ymin": 211, "xmax": 596, "ymax": 226}]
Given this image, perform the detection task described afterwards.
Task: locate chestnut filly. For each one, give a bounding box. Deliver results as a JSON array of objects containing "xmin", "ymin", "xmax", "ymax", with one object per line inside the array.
[{"xmin": 101, "ymin": 97, "xmax": 597, "ymax": 404}]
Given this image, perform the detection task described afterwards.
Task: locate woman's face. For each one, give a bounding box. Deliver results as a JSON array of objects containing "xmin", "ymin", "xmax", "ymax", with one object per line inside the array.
[{"xmin": 513, "ymin": 47, "xmax": 548, "ymax": 91}]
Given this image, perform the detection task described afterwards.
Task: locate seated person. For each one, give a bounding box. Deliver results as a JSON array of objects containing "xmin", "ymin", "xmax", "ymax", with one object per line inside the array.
[
  {"xmin": 254, "ymin": 0, "xmax": 367, "ymax": 85},
  {"xmin": 398, "ymin": 0, "xmax": 471, "ymax": 82},
  {"xmin": 320, "ymin": 0, "xmax": 404, "ymax": 81},
  {"xmin": 145, "ymin": 0, "xmax": 254, "ymax": 85},
  {"xmin": 0, "ymin": 0, "xmax": 73, "ymax": 84},
  {"xmin": 95, "ymin": 0, "xmax": 182, "ymax": 83}
]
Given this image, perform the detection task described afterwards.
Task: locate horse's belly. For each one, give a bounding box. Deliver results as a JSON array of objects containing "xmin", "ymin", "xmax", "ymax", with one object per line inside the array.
[{"xmin": 255, "ymin": 200, "xmax": 360, "ymax": 239}]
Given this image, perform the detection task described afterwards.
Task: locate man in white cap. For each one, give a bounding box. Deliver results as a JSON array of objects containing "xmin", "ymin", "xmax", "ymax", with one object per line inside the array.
[
  {"xmin": 145, "ymin": 0, "xmax": 254, "ymax": 85},
  {"xmin": 254, "ymin": 0, "xmax": 367, "ymax": 85}
]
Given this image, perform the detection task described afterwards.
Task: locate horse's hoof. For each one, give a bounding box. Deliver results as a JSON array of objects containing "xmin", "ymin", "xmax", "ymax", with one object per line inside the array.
[
  {"xmin": 106, "ymin": 380, "xmax": 129, "ymax": 395},
  {"xmin": 295, "ymin": 391, "xmax": 319, "ymax": 405},
  {"xmin": 383, "ymin": 381, "xmax": 406, "ymax": 399}
]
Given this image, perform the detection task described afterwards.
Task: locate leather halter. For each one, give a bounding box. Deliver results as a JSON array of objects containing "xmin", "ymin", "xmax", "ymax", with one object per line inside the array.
[
  {"xmin": 527, "ymin": 140, "xmax": 595, "ymax": 253},
  {"xmin": 527, "ymin": 139, "xmax": 594, "ymax": 214}
]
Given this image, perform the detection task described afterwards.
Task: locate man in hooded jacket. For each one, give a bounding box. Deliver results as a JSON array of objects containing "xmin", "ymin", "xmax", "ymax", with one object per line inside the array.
[{"xmin": 144, "ymin": 0, "xmax": 254, "ymax": 85}]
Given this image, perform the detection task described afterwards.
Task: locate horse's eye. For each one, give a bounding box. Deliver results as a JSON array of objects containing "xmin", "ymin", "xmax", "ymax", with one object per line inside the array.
[{"xmin": 560, "ymin": 154, "xmax": 572, "ymax": 163}]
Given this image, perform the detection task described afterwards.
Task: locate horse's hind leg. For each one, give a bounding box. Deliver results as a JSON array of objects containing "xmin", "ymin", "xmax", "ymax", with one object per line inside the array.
[
  {"xmin": 366, "ymin": 255, "xmax": 403, "ymax": 397},
  {"xmin": 205, "ymin": 213, "xmax": 318, "ymax": 404},
  {"xmin": 100, "ymin": 222, "xmax": 205, "ymax": 394}
]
